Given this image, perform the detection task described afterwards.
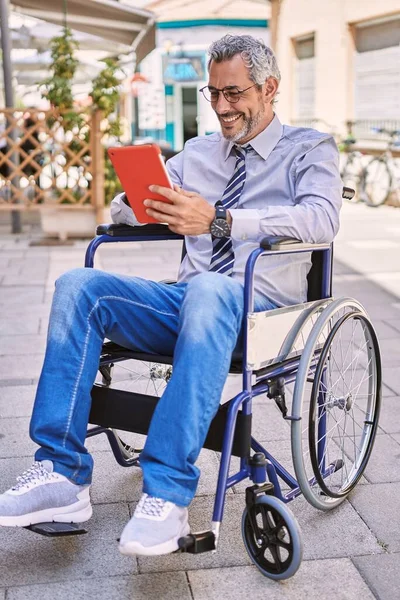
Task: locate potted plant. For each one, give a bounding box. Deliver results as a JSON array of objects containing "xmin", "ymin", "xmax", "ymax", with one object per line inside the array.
[{"xmin": 39, "ymin": 30, "xmax": 123, "ymax": 239}]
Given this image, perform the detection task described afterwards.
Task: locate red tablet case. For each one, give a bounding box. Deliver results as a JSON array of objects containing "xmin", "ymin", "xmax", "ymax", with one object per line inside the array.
[{"xmin": 107, "ymin": 144, "xmax": 173, "ymax": 224}]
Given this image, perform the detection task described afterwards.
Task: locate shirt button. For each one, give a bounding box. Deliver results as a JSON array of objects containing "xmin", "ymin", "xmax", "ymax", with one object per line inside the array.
[{"xmin": 242, "ymin": 234, "xmax": 247, "ymax": 240}]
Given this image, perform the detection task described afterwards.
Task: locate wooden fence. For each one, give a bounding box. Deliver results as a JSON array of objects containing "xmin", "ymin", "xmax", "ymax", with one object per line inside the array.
[{"xmin": 0, "ymin": 108, "xmax": 105, "ymax": 221}]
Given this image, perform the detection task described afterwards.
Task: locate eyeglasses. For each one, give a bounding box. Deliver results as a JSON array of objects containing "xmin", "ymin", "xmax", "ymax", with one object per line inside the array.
[{"xmin": 199, "ymin": 84, "xmax": 258, "ymax": 104}]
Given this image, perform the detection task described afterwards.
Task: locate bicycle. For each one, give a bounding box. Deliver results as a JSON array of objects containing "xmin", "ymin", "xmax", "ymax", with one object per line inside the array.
[
  {"xmin": 339, "ymin": 134, "xmax": 365, "ymax": 202},
  {"xmin": 338, "ymin": 119, "xmax": 381, "ymax": 204},
  {"xmin": 362, "ymin": 128, "xmax": 400, "ymax": 207}
]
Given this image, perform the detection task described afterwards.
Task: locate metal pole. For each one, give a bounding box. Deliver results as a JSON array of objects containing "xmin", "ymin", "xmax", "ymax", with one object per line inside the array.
[{"xmin": 0, "ymin": 0, "xmax": 22, "ymax": 233}]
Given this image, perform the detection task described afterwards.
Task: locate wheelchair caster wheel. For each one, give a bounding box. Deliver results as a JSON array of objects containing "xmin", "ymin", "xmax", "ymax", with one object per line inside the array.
[{"xmin": 241, "ymin": 495, "xmax": 303, "ymax": 580}]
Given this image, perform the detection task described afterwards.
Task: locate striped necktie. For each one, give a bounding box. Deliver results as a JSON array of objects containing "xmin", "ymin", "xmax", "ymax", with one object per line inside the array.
[{"xmin": 209, "ymin": 145, "xmax": 248, "ymax": 276}]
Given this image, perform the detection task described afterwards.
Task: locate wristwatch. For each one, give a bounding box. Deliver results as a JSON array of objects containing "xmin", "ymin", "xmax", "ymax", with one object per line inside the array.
[{"xmin": 210, "ymin": 202, "xmax": 231, "ymax": 238}]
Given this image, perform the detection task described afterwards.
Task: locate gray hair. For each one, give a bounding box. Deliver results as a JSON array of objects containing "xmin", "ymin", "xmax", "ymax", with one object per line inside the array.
[{"xmin": 207, "ymin": 34, "xmax": 281, "ymax": 85}]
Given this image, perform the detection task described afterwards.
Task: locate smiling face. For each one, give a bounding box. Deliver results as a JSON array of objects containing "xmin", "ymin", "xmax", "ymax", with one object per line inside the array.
[{"xmin": 208, "ymin": 54, "xmax": 277, "ymax": 144}]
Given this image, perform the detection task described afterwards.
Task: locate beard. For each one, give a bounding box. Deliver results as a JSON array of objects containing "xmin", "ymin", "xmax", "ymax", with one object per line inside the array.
[{"xmin": 220, "ymin": 101, "xmax": 265, "ymax": 143}]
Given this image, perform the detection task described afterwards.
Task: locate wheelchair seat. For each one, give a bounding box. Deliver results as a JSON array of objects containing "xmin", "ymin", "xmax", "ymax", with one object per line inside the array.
[{"xmin": 96, "ymin": 238, "xmax": 327, "ymax": 376}]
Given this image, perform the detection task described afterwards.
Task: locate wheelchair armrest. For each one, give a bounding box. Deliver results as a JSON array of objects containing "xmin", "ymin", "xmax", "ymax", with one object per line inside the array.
[
  {"xmin": 96, "ymin": 223, "xmax": 180, "ymax": 238},
  {"xmin": 85, "ymin": 224, "xmax": 183, "ymax": 268},
  {"xmin": 260, "ymin": 236, "xmax": 330, "ymax": 251}
]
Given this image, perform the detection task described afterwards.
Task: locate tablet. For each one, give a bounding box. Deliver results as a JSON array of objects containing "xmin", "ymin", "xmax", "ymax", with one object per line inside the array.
[{"xmin": 107, "ymin": 144, "xmax": 174, "ymax": 224}]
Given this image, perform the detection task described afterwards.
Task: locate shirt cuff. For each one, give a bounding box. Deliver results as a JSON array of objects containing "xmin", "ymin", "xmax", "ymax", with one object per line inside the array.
[
  {"xmin": 230, "ymin": 209, "xmax": 260, "ymax": 241},
  {"xmin": 110, "ymin": 193, "xmax": 144, "ymax": 226}
]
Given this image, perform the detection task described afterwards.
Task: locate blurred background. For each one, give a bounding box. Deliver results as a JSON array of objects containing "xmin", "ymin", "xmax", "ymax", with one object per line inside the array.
[{"xmin": 0, "ymin": 0, "xmax": 399, "ymax": 237}]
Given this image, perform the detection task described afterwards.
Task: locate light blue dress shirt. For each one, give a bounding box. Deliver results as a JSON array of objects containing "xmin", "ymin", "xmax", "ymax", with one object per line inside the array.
[{"xmin": 111, "ymin": 115, "xmax": 342, "ymax": 306}]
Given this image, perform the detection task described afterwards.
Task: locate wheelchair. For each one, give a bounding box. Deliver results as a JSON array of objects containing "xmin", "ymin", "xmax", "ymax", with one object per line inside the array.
[{"xmin": 28, "ymin": 186, "xmax": 381, "ymax": 581}]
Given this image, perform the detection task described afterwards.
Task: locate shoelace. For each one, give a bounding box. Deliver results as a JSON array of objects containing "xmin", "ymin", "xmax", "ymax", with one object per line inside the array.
[
  {"xmin": 135, "ymin": 494, "xmax": 168, "ymax": 518},
  {"xmin": 12, "ymin": 462, "xmax": 55, "ymax": 491}
]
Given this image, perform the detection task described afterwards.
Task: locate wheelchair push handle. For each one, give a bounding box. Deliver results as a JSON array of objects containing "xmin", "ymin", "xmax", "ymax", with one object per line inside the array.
[{"xmin": 95, "ymin": 223, "xmax": 182, "ymax": 239}]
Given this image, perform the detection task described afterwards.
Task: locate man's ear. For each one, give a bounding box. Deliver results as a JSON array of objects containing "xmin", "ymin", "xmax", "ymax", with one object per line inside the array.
[{"xmin": 264, "ymin": 77, "xmax": 279, "ymax": 104}]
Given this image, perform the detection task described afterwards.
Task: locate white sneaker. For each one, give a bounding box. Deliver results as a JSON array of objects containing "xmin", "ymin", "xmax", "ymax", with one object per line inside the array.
[
  {"xmin": 119, "ymin": 493, "xmax": 190, "ymax": 556},
  {"xmin": 0, "ymin": 461, "xmax": 92, "ymax": 527}
]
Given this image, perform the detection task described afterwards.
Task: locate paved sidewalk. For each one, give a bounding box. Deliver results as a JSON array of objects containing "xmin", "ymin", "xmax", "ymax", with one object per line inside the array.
[{"xmin": 0, "ymin": 202, "xmax": 399, "ymax": 600}]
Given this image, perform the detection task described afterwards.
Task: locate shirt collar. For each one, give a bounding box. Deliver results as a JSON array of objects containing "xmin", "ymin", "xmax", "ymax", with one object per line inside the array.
[{"xmin": 223, "ymin": 114, "xmax": 283, "ymax": 161}]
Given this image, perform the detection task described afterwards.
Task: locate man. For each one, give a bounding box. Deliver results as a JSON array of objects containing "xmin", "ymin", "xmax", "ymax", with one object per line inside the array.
[{"xmin": 0, "ymin": 35, "xmax": 342, "ymax": 556}]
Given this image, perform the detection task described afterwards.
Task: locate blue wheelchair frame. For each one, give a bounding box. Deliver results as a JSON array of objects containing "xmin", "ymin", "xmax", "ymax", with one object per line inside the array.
[{"xmin": 84, "ymin": 224, "xmax": 332, "ymax": 527}]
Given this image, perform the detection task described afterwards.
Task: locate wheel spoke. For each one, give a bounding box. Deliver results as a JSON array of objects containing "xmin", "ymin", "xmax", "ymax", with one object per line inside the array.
[{"xmin": 292, "ymin": 305, "xmax": 381, "ymax": 509}]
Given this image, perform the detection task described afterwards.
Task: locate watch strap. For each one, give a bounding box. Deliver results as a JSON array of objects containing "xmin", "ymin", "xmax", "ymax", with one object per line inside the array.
[{"xmin": 215, "ymin": 204, "xmax": 227, "ymax": 220}]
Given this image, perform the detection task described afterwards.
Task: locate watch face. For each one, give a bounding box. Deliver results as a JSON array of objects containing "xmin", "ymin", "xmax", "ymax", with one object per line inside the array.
[{"xmin": 211, "ymin": 218, "xmax": 231, "ymax": 238}]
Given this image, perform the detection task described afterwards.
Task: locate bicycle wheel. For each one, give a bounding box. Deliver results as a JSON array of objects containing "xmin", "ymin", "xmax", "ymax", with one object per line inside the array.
[
  {"xmin": 96, "ymin": 356, "xmax": 171, "ymax": 459},
  {"xmin": 241, "ymin": 495, "xmax": 303, "ymax": 580},
  {"xmin": 291, "ymin": 298, "xmax": 381, "ymax": 510},
  {"xmin": 340, "ymin": 152, "xmax": 363, "ymax": 202},
  {"xmin": 364, "ymin": 158, "xmax": 391, "ymax": 207}
]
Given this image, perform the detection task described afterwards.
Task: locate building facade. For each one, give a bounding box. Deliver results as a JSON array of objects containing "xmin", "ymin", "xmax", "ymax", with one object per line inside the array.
[{"xmin": 275, "ymin": 0, "xmax": 400, "ymax": 140}]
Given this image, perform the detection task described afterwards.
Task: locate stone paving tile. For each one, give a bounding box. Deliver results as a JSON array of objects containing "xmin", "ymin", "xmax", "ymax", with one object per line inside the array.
[
  {"xmin": 387, "ymin": 319, "xmax": 400, "ymax": 334},
  {"xmin": 38, "ymin": 316, "xmax": 50, "ymax": 334},
  {"xmin": 0, "ymin": 334, "xmax": 47, "ymax": 355},
  {"xmin": 90, "ymin": 451, "xmax": 143, "ymax": 504},
  {"xmin": 0, "ymin": 355, "xmax": 44, "ymax": 381},
  {"xmin": 0, "ymin": 455, "xmax": 40, "ymax": 491},
  {"xmin": 382, "ymin": 367, "xmax": 400, "ymax": 396},
  {"xmin": 0, "ymin": 416, "xmax": 39, "ymax": 458},
  {"xmin": 377, "ymin": 397, "xmax": 400, "ymax": 434},
  {"xmin": 1, "ymin": 304, "xmax": 51, "ymax": 318},
  {"xmin": 345, "ymin": 434, "xmax": 400, "ymax": 484},
  {"xmin": 250, "ymin": 398, "xmax": 292, "ymax": 442},
  {"xmin": 0, "ymin": 384, "xmax": 36, "ymax": 418},
  {"xmin": 0, "ymin": 286, "xmax": 45, "ymax": 306},
  {"xmin": 390, "ymin": 433, "xmax": 400, "ymax": 446},
  {"xmin": 333, "ymin": 281, "xmax": 396, "ymax": 306},
  {"xmin": 378, "ymin": 338, "xmax": 400, "ymax": 368},
  {"xmin": 0, "ymin": 316, "xmax": 41, "ymax": 335},
  {"xmin": 353, "ymin": 552, "xmax": 400, "ymax": 600},
  {"xmin": 2, "ymin": 275, "xmax": 48, "ymax": 286},
  {"xmin": 289, "ymin": 495, "xmax": 382, "ymax": 561},
  {"xmin": 367, "ymin": 319, "xmax": 400, "ymax": 340},
  {"xmin": 0, "ymin": 378, "xmax": 38, "ymax": 387},
  {"xmin": 349, "ymin": 482, "xmax": 400, "ymax": 552},
  {"xmin": 0, "ymin": 250, "xmax": 27, "ymax": 257},
  {"xmin": 353, "ymin": 298, "xmax": 400, "ymax": 320},
  {"xmin": 0, "ymin": 503, "xmax": 136, "ymax": 588},
  {"xmin": 188, "ymin": 560, "xmax": 376, "ymax": 600},
  {"xmin": 5, "ymin": 571, "xmax": 192, "ymax": 600}
]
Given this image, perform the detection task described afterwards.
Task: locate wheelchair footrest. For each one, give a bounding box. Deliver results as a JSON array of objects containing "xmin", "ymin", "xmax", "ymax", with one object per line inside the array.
[
  {"xmin": 25, "ymin": 522, "xmax": 88, "ymax": 537},
  {"xmin": 178, "ymin": 531, "xmax": 216, "ymax": 553}
]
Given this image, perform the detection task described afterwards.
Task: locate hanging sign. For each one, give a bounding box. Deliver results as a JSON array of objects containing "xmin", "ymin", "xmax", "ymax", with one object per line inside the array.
[{"xmin": 162, "ymin": 53, "xmax": 206, "ymax": 84}]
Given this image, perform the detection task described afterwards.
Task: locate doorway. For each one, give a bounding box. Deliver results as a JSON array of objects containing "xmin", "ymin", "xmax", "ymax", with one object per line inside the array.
[{"xmin": 181, "ymin": 86, "xmax": 198, "ymax": 144}]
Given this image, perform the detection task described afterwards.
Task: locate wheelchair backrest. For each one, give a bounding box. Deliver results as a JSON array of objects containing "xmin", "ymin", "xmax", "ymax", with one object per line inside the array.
[
  {"xmin": 307, "ymin": 249, "xmax": 332, "ymax": 302},
  {"xmin": 181, "ymin": 242, "xmax": 332, "ymax": 304}
]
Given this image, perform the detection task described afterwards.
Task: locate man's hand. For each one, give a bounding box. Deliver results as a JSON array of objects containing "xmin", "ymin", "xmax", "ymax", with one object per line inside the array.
[{"xmin": 144, "ymin": 184, "xmax": 215, "ymax": 235}]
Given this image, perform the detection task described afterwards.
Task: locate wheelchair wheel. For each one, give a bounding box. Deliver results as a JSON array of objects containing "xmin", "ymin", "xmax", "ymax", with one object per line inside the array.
[
  {"xmin": 99, "ymin": 360, "xmax": 172, "ymax": 396},
  {"xmin": 241, "ymin": 495, "xmax": 303, "ymax": 580},
  {"xmin": 291, "ymin": 298, "xmax": 381, "ymax": 511},
  {"xmin": 97, "ymin": 359, "xmax": 172, "ymax": 456}
]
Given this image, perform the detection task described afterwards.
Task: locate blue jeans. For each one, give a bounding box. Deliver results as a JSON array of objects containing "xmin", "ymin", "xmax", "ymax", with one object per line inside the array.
[{"xmin": 30, "ymin": 268, "xmax": 275, "ymax": 506}]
